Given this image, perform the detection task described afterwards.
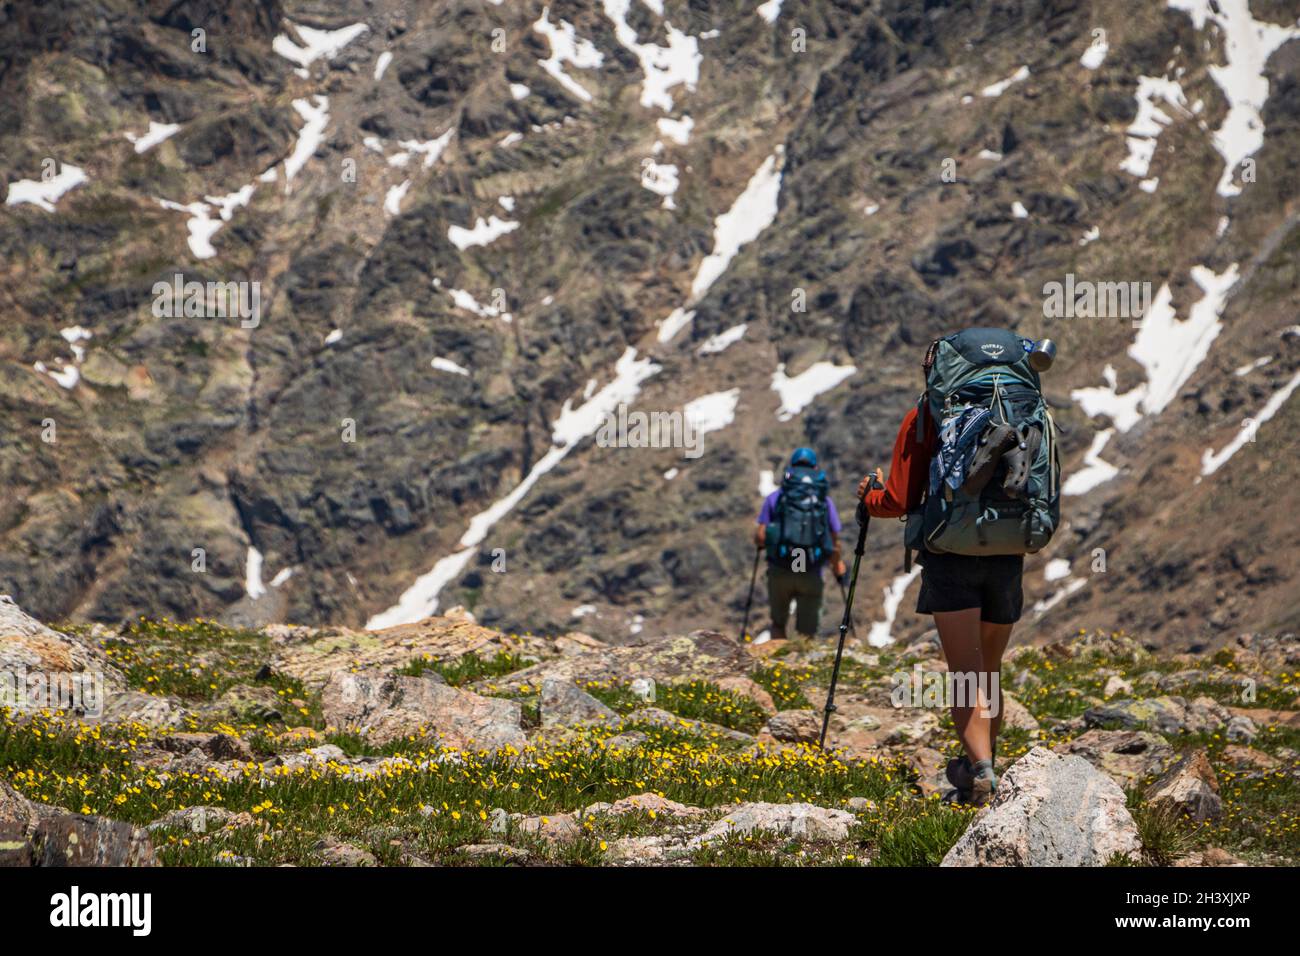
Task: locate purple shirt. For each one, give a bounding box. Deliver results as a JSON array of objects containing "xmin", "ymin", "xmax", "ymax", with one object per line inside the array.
[{"xmin": 757, "ymin": 490, "xmax": 842, "ymax": 533}]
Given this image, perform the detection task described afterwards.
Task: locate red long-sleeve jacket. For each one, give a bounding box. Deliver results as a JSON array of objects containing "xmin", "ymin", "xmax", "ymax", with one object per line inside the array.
[{"xmin": 863, "ymin": 403, "xmax": 938, "ymax": 518}]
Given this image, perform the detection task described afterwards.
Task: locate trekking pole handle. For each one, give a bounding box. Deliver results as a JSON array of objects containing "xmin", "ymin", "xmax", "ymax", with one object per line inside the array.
[{"xmin": 853, "ymin": 475, "xmax": 881, "ymax": 554}]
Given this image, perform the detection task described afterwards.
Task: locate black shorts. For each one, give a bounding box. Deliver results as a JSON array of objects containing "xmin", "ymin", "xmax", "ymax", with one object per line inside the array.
[{"xmin": 915, "ymin": 551, "xmax": 1024, "ymax": 624}]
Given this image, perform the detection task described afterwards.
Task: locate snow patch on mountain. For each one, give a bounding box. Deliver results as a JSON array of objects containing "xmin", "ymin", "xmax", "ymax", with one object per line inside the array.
[
  {"xmin": 384, "ymin": 180, "xmax": 411, "ymax": 215},
  {"xmin": 1069, "ymin": 264, "xmax": 1240, "ymax": 491},
  {"xmin": 273, "ymin": 21, "xmax": 368, "ymax": 68},
  {"xmin": 699, "ymin": 324, "xmax": 747, "ymax": 354},
  {"xmin": 772, "ymin": 361, "xmax": 857, "ymax": 421},
  {"xmin": 1063, "ymin": 429, "xmax": 1121, "ymax": 497},
  {"xmin": 657, "ymin": 115, "xmax": 694, "ymax": 145},
  {"xmin": 1168, "ymin": 0, "xmax": 1300, "ymax": 196},
  {"xmin": 1119, "ymin": 76, "xmax": 1187, "ymax": 179},
  {"xmin": 867, "ymin": 568, "xmax": 921, "ymax": 646},
  {"xmin": 448, "ymin": 215, "xmax": 519, "ymax": 249},
  {"xmin": 156, "ymin": 182, "xmax": 255, "ymax": 259},
  {"xmin": 981, "ymin": 65, "xmax": 1029, "ymax": 97},
  {"xmin": 684, "ymin": 389, "xmax": 740, "ymax": 437},
  {"xmin": 284, "ymin": 96, "xmax": 330, "ymax": 188},
  {"xmin": 32, "ymin": 326, "xmax": 93, "ymax": 390},
  {"xmin": 1201, "ymin": 368, "xmax": 1300, "ymax": 476},
  {"xmin": 126, "ymin": 121, "xmax": 180, "ymax": 153},
  {"xmin": 533, "ymin": 7, "xmax": 605, "ymax": 103},
  {"xmin": 1080, "ymin": 33, "xmax": 1109, "ymax": 69},
  {"xmin": 431, "ymin": 357, "xmax": 470, "ymax": 376},
  {"xmin": 757, "ymin": 0, "xmax": 783, "ymax": 24},
  {"xmin": 641, "ymin": 158, "xmax": 679, "ymax": 207},
  {"xmin": 602, "ymin": 0, "xmax": 702, "ymax": 113},
  {"xmin": 5, "ymin": 164, "xmax": 87, "ymax": 211}
]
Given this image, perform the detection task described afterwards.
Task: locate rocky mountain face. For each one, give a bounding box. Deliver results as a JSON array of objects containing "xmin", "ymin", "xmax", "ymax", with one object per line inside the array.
[{"xmin": 2, "ymin": 0, "xmax": 1298, "ymax": 652}]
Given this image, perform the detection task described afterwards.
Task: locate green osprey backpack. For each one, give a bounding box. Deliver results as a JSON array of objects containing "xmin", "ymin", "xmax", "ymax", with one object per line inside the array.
[{"xmin": 904, "ymin": 327, "xmax": 1061, "ymax": 568}]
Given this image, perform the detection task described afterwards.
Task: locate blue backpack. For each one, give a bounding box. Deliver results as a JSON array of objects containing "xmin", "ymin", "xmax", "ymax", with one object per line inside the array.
[{"xmin": 766, "ymin": 465, "xmax": 833, "ymax": 571}]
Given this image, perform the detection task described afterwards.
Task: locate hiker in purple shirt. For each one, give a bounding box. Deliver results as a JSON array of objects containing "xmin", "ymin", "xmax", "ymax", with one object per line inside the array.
[{"xmin": 752, "ymin": 448, "xmax": 847, "ymax": 642}]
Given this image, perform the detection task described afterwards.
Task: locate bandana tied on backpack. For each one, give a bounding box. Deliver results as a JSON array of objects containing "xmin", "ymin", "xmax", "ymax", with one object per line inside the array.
[{"xmin": 931, "ymin": 405, "xmax": 992, "ymax": 496}]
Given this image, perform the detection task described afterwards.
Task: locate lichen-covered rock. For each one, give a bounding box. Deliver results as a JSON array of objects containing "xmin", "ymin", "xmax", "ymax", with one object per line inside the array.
[
  {"xmin": 196, "ymin": 683, "xmax": 285, "ymax": 723},
  {"xmin": 942, "ymin": 747, "xmax": 1141, "ymax": 867},
  {"xmin": 97, "ymin": 691, "xmax": 193, "ymax": 729},
  {"xmin": 477, "ymin": 631, "xmax": 753, "ymax": 696},
  {"xmin": 1053, "ymin": 729, "xmax": 1175, "ymax": 787},
  {"xmin": 147, "ymin": 805, "xmax": 237, "ymax": 833},
  {"xmin": 0, "ymin": 596, "xmax": 126, "ymax": 712},
  {"xmin": 766, "ymin": 709, "xmax": 820, "ymax": 743},
  {"xmin": 314, "ymin": 837, "xmax": 377, "ymax": 867},
  {"xmin": 540, "ymin": 677, "xmax": 618, "ymax": 727},
  {"xmin": 276, "ymin": 617, "xmax": 551, "ymax": 688},
  {"xmin": 628, "ymin": 706, "xmax": 755, "ymax": 743},
  {"xmin": 692, "ymin": 802, "xmax": 856, "ymax": 845},
  {"xmin": 1083, "ymin": 695, "xmax": 1228, "ymax": 735},
  {"xmin": 0, "ymin": 779, "xmax": 156, "ymax": 867},
  {"xmin": 321, "ymin": 671, "xmax": 525, "ymax": 750}
]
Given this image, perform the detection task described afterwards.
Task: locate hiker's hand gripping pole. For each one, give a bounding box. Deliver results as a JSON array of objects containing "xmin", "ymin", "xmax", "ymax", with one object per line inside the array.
[{"xmin": 819, "ymin": 474, "xmax": 880, "ymax": 749}]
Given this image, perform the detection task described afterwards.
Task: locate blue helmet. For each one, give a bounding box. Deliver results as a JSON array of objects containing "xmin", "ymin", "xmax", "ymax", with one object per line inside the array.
[{"xmin": 790, "ymin": 447, "xmax": 818, "ymax": 468}]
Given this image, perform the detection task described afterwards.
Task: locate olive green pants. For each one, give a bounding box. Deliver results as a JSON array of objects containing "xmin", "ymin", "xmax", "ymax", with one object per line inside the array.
[{"xmin": 767, "ymin": 565, "xmax": 825, "ymax": 637}]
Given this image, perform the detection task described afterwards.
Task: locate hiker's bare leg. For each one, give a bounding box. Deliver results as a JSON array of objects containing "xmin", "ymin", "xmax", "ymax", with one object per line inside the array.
[
  {"xmin": 978, "ymin": 621, "xmax": 1014, "ymax": 760},
  {"xmin": 933, "ymin": 608, "xmax": 993, "ymax": 763}
]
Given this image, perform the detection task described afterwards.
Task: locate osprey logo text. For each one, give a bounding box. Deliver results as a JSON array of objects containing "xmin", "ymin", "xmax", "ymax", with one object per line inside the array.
[
  {"xmin": 980, "ymin": 343, "xmax": 1005, "ymax": 358},
  {"xmin": 49, "ymin": 886, "xmax": 152, "ymax": 937}
]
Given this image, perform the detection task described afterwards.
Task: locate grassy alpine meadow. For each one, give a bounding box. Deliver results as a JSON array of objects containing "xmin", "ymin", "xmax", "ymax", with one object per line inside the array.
[{"xmin": 0, "ymin": 619, "xmax": 1296, "ymax": 866}]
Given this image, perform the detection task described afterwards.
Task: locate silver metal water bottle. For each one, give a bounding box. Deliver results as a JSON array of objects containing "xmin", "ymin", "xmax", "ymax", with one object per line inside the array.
[{"xmin": 1028, "ymin": 338, "xmax": 1057, "ymax": 372}]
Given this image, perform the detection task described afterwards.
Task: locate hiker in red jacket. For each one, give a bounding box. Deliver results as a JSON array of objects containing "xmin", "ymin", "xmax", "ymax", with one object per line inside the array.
[{"xmin": 857, "ymin": 403, "xmax": 1024, "ymax": 806}]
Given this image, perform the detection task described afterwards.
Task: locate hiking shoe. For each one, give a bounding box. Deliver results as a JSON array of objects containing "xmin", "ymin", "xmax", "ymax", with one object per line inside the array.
[
  {"xmin": 961, "ymin": 423, "xmax": 1018, "ymax": 497},
  {"xmin": 945, "ymin": 756, "xmax": 974, "ymax": 791},
  {"xmin": 969, "ymin": 760, "xmax": 997, "ymax": 807},
  {"xmin": 1000, "ymin": 424, "xmax": 1043, "ymax": 498}
]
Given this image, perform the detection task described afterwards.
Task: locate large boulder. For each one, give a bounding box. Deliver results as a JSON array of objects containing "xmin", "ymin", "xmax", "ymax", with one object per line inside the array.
[
  {"xmin": 274, "ymin": 616, "xmax": 552, "ymax": 689},
  {"xmin": 0, "ymin": 779, "xmax": 156, "ymax": 866},
  {"xmin": 942, "ymin": 747, "xmax": 1141, "ymax": 867},
  {"xmin": 321, "ymin": 671, "xmax": 525, "ymax": 750},
  {"xmin": 0, "ymin": 596, "xmax": 125, "ymax": 714}
]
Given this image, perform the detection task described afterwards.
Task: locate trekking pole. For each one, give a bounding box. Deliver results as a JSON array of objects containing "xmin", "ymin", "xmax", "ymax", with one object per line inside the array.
[
  {"xmin": 819, "ymin": 475, "xmax": 880, "ymax": 749},
  {"xmin": 837, "ymin": 579, "xmax": 858, "ymax": 640},
  {"xmin": 738, "ymin": 544, "xmax": 761, "ymax": 643}
]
